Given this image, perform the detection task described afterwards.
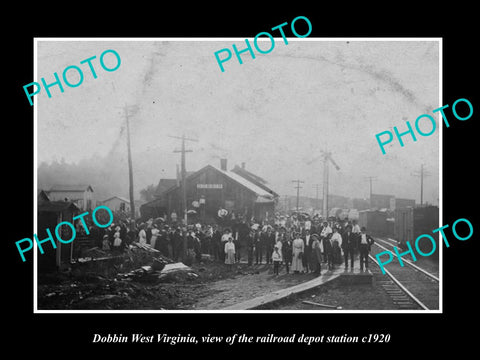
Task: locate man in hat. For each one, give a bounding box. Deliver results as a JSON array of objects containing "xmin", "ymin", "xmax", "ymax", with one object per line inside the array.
[
  {"xmin": 237, "ymin": 219, "xmax": 250, "ymax": 263},
  {"xmin": 246, "ymin": 228, "xmax": 256, "ymax": 266},
  {"xmin": 265, "ymin": 227, "xmax": 276, "ymax": 265},
  {"xmin": 212, "ymin": 225, "xmax": 222, "ymax": 262},
  {"xmin": 302, "ymin": 229, "xmax": 313, "ymax": 273},
  {"xmin": 342, "ymin": 224, "xmax": 357, "ymax": 271},
  {"xmin": 157, "ymin": 225, "xmax": 170, "ymax": 257},
  {"xmin": 352, "ymin": 220, "xmax": 361, "ymax": 235},
  {"xmin": 320, "ymin": 221, "xmax": 332, "ymax": 263},
  {"xmin": 171, "ymin": 227, "xmax": 183, "ymax": 261},
  {"xmin": 254, "ymin": 227, "xmax": 263, "ymax": 264},
  {"xmin": 358, "ymin": 227, "xmax": 374, "ymax": 271},
  {"xmin": 193, "ymin": 228, "xmax": 203, "ymax": 262},
  {"xmin": 311, "ymin": 234, "xmax": 323, "ymax": 275},
  {"xmin": 322, "ymin": 229, "xmax": 335, "ymax": 270}
]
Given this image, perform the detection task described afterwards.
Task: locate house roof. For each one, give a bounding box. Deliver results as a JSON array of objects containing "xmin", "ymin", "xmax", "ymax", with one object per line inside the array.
[
  {"xmin": 154, "ymin": 179, "xmax": 178, "ymax": 197},
  {"xmin": 157, "ymin": 164, "xmax": 276, "ymax": 200},
  {"xmin": 231, "ymin": 165, "xmax": 279, "ymax": 198},
  {"xmin": 48, "ymin": 184, "xmax": 94, "ymax": 192},
  {"xmin": 215, "ymin": 166, "xmax": 274, "ymax": 199},
  {"xmin": 255, "ymin": 196, "xmax": 275, "ymax": 203},
  {"xmin": 37, "ymin": 189, "xmax": 50, "ymax": 202},
  {"xmin": 38, "ymin": 201, "xmax": 80, "ymax": 213},
  {"xmin": 103, "ymin": 196, "xmax": 130, "ymax": 204},
  {"xmin": 140, "ymin": 198, "xmax": 167, "ymax": 209},
  {"xmin": 231, "ymin": 165, "xmax": 268, "ymax": 184}
]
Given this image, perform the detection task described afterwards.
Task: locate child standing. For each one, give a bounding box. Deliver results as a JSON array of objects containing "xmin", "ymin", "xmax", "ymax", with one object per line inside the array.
[
  {"xmin": 224, "ymin": 237, "xmax": 236, "ymax": 270},
  {"xmin": 282, "ymin": 235, "xmax": 292, "ymax": 274},
  {"xmin": 102, "ymin": 234, "xmax": 110, "ymax": 251},
  {"xmin": 272, "ymin": 239, "xmax": 283, "ymax": 276}
]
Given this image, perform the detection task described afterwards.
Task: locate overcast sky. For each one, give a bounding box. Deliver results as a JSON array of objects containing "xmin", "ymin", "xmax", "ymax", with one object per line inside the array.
[{"xmin": 37, "ymin": 39, "xmax": 440, "ymax": 205}]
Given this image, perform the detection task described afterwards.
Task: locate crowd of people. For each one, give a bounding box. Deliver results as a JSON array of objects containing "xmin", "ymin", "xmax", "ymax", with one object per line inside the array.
[
  {"xmin": 213, "ymin": 215, "xmax": 375, "ymax": 275},
  {"xmin": 76, "ymin": 211, "xmax": 375, "ymax": 275}
]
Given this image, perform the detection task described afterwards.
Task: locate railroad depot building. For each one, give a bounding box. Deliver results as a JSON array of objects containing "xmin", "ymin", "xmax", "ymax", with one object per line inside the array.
[{"xmin": 141, "ymin": 160, "xmax": 279, "ymax": 223}]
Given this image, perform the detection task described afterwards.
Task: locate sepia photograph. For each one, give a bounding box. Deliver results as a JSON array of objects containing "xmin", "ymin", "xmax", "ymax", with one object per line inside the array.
[{"xmin": 34, "ymin": 38, "xmax": 441, "ymax": 312}]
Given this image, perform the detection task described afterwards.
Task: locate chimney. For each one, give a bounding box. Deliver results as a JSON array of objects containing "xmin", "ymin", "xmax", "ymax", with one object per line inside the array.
[
  {"xmin": 220, "ymin": 158, "xmax": 227, "ymax": 171},
  {"xmin": 241, "ymin": 162, "xmax": 245, "ymax": 169}
]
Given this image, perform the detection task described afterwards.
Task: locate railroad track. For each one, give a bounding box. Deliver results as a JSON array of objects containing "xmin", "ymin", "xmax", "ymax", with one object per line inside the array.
[{"xmin": 369, "ymin": 238, "xmax": 440, "ymax": 310}]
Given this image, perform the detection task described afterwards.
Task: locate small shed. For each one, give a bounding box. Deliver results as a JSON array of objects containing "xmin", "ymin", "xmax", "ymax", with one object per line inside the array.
[{"xmin": 37, "ymin": 200, "xmax": 80, "ymax": 271}]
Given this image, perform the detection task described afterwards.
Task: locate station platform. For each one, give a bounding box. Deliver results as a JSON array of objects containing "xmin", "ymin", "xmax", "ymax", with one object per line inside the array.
[{"xmin": 221, "ymin": 266, "xmax": 372, "ymax": 310}]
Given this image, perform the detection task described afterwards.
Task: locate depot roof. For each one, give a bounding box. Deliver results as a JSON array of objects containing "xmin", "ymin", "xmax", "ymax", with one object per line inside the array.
[{"xmin": 159, "ymin": 164, "xmax": 276, "ymax": 200}]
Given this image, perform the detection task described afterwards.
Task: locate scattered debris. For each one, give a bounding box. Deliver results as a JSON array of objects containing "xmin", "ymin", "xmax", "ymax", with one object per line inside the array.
[
  {"xmin": 116, "ymin": 262, "xmax": 198, "ymax": 284},
  {"xmin": 152, "ymin": 258, "xmax": 167, "ymax": 271},
  {"xmin": 81, "ymin": 247, "xmax": 109, "ymax": 259},
  {"xmin": 302, "ymin": 300, "xmax": 342, "ymax": 309},
  {"xmin": 38, "ymin": 248, "xmax": 263, "ymax": 310}
]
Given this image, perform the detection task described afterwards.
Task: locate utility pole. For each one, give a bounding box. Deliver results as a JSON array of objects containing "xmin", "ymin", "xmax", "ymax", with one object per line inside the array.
[
  {"xmin": 307, "ymin": 149, "xmax": 340, "ymax": 219},
  {"xmin": 364, "ymin": 176, "xmax": 378, "ymax": 208},
  {"xmin": 170, "ymin": 134, "xmax": 197, "ymax": 261},
  {"xmin": 170, "ymin": 134, "xmax": 198, "ymax": 225},
  {"xmin": 292, "ymin": 180, "xmax": 304, "ymax": 212},
  {"xmin": 284, "ymin": 194, "xmax": 289, "ymax": 213},
  {"xmin": 313, "ymin": 183, "xmax": 321, "ymax": 211},
  {"xmin": 412, "ymin": 164, "xmax": 431, "ymax": 207},
  {"xmin": 123, "ymin": 105, "xmax": 139, "ymax": 230},
  {"xmin": 321, "ymin": 150, "xmax": 340, "ymax": 219}
]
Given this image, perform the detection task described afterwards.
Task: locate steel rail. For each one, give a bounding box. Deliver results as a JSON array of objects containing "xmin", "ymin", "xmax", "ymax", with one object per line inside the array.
[
  {"xmin": 368, "ymin": 254, "xmax": 430, "ymax": 310},
  {"xmin": 373, "ymin": 238, "xmax": 439, "ymax": 283}
]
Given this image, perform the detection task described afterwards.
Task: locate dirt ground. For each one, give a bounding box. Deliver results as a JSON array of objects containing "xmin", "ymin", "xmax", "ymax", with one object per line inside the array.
[
  {"xmin": 37, "ymin": 242, "xmax": 441, "ymax": 311},
  {"xmin": 186, "ymin": 264, "xmax": 318, "ymax": 309},
  {"xmin": 37, "ymin": 259, "xmax": 316, "ymax": 310},
  {"xmin": 271, "ymin": 277, "xmax": 396, "ymax": 310}
]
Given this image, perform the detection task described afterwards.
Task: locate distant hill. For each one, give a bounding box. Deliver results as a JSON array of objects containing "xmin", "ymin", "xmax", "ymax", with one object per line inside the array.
[{"xmin": 37, "ymin": 149, "xmax": 175, "ymax": 203}]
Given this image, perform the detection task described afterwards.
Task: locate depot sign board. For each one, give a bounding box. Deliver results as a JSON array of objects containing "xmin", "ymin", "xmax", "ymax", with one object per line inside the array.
[{"xmin": 197, "ymin": 184, "xmax": 223, "ymax": 189}]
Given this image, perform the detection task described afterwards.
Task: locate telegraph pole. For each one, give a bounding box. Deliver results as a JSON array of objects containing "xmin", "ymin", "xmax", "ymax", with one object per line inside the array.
[
  {"xmin": 306, "ymin": 150, "xmax": 339, "ymax": 219},
  {"xmin": 313, "ymin": 183, "xmax": 321, "ymax": 212},
  {"xmin": 284, "ymin": 194, "xmax": 289, "ymax": 213},
  {"xmin": 170, "ymin": 134, "xmax": 198, "ymax": 225},
  {"xmin": 123, "ymin": 105, "xmax": 138, "ymax": 230},
  {"xmin": 364, "ymin": 176, "xmax": 378, "ymax": 208},
  {"xmin": 170, "ymin": 134, "xmax": 197, "ymax": 261},
  {"xmin": 321, "ymin": 150, "xmax": 340, "ymax": 219},
  {"xmin": 412, "ymin": 164, "xmax": 431, "ymax": 207},
  {"xmin": 292, "ymin": 180, "xmax": 304, "ymax": 212}
]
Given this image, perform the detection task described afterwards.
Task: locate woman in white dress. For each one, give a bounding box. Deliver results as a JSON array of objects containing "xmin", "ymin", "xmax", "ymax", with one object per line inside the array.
[
  {"xmin": 112, "ymin": 226, "xmax": 122, "ymax": 253},
  {"xmin": 150, "ymin": 224, "xmax": 159, "ymax": 249},
  {"xmin": 291, "ymin": 232, "xmax": 305, "ymax": 273},
  {"xmin": 138, "ymin": 224, "xmax": 147, "ymax": 245},
  {"xmin": 224, "ymin": 238, "xmax": 236, "ymax": 270}
]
